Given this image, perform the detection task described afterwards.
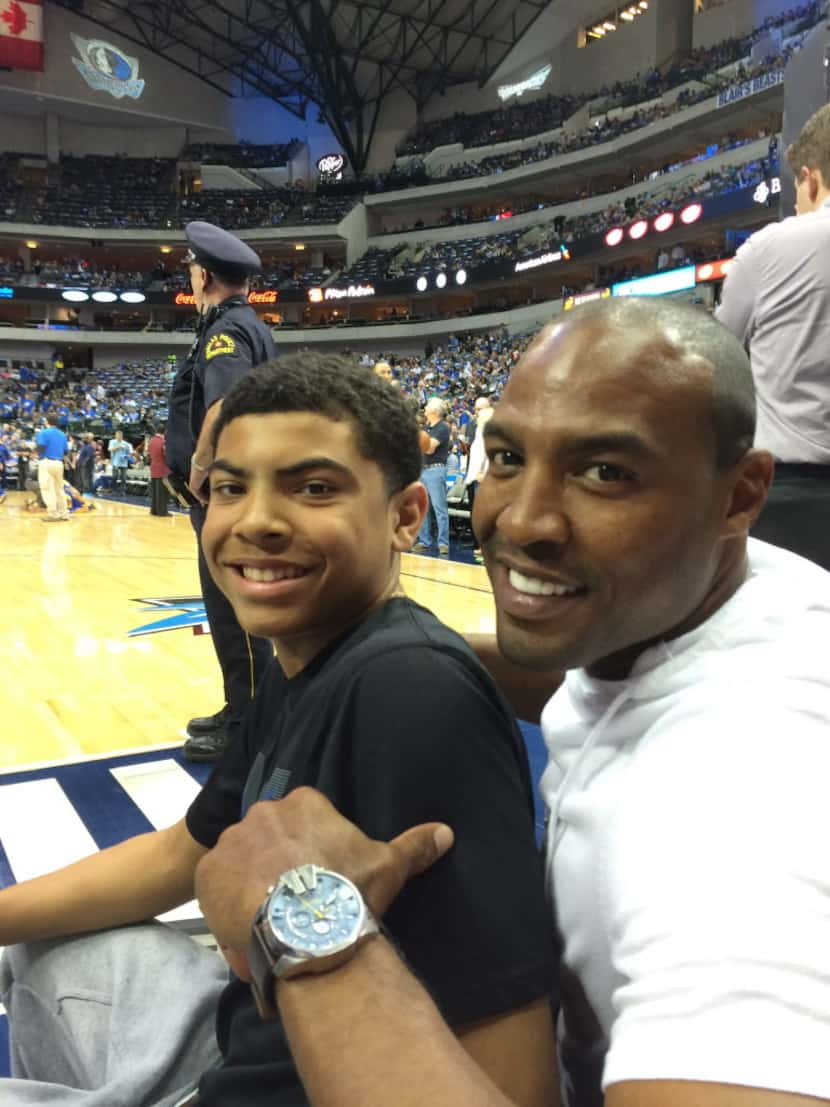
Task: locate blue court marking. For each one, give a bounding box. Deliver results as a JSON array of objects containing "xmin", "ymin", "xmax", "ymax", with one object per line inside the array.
[
  {"xmin": 0, "ymin": 749, "xmax": 212, "ymax": 890},
  {"xmin": 0, "ymin": 840, "xmax": 13, "ymax": 891}
]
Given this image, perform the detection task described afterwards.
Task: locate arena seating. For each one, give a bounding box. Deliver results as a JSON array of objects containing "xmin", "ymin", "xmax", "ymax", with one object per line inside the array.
[
  {"xmin": 395, "ymin": 0, "xmax": 820, "ymax": 159},
  {"xmin": 181, "ymin": 140, "xmax": 301, "ymax": 168},
  {"xmin": 341, "ymin": 152, "xmax": 773, "ymax": 283},
  {"xmin": 392, "ymin": 52, "xmax": 793, "ymax": 188}
]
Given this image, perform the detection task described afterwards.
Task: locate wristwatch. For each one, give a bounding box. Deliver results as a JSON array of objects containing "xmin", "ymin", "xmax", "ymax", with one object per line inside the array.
[{"xmin": 248, "ymin": 863, "xmax": 379, "ymax": 1019}]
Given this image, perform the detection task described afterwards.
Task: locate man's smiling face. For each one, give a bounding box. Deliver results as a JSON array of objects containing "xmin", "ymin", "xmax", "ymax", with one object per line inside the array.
[{"xmin": 474, "ymin": 317, "xmax": 741, "ymax": 680}]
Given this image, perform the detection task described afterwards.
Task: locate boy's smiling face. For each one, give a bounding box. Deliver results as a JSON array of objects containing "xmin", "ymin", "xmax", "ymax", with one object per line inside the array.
[{"xmin": 202, "ymin": 410, "xmax": 425, "ymax": 675}]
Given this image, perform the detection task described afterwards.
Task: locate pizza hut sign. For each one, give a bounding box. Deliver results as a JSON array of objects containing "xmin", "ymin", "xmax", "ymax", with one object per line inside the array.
[{"xmin": 317, "ymin": 153, "xmax": 345, "ymax": 177}]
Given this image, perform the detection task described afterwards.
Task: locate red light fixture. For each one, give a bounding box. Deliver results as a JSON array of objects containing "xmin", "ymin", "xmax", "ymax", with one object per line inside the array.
[
  {"xmin": 653, "ymin": 212, "xmax": 675, "ymax": 233},
  {"xmin": 605, "ymin": 227, "xmax": 624, "ymax": 247},
  {"xmin": 680, "ymin": 203, "xmax": 703, "ymax": 225},
  {"xmin": 628, "ymin": 220, "xmax": 649, "ymax": 240}
]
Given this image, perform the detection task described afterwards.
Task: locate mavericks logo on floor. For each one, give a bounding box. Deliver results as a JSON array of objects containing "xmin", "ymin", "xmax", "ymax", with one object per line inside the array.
[{"xmin": 128, "ymin": 597, "xmax": 210, "ymax": 637}]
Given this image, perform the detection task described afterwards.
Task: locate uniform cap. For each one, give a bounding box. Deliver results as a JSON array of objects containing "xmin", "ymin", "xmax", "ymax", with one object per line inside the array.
[{"xmin": 183, "ymin": 221, "xmax": 262, "ymax": 274}]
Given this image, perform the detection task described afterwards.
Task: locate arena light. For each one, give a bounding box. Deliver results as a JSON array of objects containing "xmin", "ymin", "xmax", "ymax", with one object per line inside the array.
[
  {"xmin": 416, "ymin": 276, "xmax": 428, "ymax": 292},
  {"xmin": 603, "ymin": 20, "xmax": 616, "ymax": 30},
  {"xmin": 620, "ymin": 9, "xmax": 634, "ymax": 19},
  {"xmin": 120, "ymin": 290, "xmax": 146, "ymax": 303},
  {"xmin": 435, "ymin": 272, "xmax": 447, "ymax": 289},
  {"xmin": 605, "ymin": 227, "xmax": 624, "ymax": 247},
  {"xmin": 653, "ymin": 212, "xmax": 675, "ymax": 233},
  {"xmin": 25, "ymin": 239, "xmax": 38, "ymax": 249},
  {"xmin": 91, "ymin": 290, "xmax": 118, "ymax": 303},
  {"xmin": 159, "ymin": 245, "xmax": 172, "ymax": 254},
  {"xmin": 455, "ymin": 269, "xmax": 467, "ymax": 286},
  {"xmin": 628, "ymin": 220, "xmax": 649, "ymax": 240},
  {"xmin": 62, "ymin": 289, "xmax": 89, "ymax": 302},
  {"xmin": 680, "ymin": 202, "xmax": 703, "ymax": 225}
]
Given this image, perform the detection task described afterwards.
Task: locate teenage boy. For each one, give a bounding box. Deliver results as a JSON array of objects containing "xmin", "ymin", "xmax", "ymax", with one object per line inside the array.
[{"xmin": 0, "ymin": 354, "xmax": 557, "ymax": 1107}]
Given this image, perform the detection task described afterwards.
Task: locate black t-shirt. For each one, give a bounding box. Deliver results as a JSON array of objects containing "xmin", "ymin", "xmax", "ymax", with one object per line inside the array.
[
  {"xmin": 424, "ymin": 419, "xmax": 450, "ymax": 465},
  {"xmin": 186, "ymin": 598, "xmax": 556, "ymax": 1107}
]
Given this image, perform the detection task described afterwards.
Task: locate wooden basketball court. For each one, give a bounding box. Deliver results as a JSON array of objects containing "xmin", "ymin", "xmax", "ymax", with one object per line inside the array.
[{"xmin": 0, "ymin": 490, "xmax": 497, "ymax": 772}]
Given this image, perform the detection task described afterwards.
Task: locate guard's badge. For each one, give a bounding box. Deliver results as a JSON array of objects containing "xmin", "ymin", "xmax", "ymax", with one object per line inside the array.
[{"xmin": 206, "ymin": 333, "xmax": 237, "ymax": 360}]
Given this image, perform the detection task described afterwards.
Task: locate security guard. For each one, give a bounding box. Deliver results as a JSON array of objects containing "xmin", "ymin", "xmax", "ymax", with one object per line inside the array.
[{"xmin": 166, "ymin": 220, "xmax": 276, "ymax": 761}]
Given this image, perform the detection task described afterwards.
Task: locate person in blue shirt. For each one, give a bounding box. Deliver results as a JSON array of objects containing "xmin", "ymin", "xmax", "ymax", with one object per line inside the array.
[
  {"xmin": 0, "ymin": 436, "xmax": 10, "ymax": 504},
  {"xmin": 35, "ymin": 414, "xmax": 69, "ymax": 522}
]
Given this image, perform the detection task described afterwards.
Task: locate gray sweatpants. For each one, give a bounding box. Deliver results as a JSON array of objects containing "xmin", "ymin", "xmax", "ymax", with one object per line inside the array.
[{"xmin": 0, "ymin": 923, "xmax": 227, "ymax": 1106}]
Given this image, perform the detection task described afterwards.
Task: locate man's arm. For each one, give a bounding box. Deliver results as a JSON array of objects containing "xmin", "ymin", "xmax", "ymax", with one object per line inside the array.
[
  {"xmin": 0, "ymin": 817, "xmax": 207, "ymax": 946},
  {"xmin": 196, "ymin": 792, "xmax": 534, "ymax": 1107},
  {"xmin": 607, "ymin": 1083, "xmax": 826, "ymax": 1107},
  {"xmin": 715, "ymin": 239, "xmax": 759, "ymax": 348},
  {"xmin": 189, "ymin": 398, "xmax": 222, "ymax": 503},
  {"xmin": 466, "ymin": 633, "xmax": 562, "ymax": 722},
  {"xmin": 279, "ymin": 938, "xmax": 524, "ymax": 1107}
]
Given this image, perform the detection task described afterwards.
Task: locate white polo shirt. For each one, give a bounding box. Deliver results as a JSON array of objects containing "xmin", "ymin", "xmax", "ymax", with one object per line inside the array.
[
  {"xmin": 717, "ymin": 199, "xmax": 830, "ymax": 462},
  {"xmin": 541, "ymin": 539, "xmax": 830, "ymax": 1100}
]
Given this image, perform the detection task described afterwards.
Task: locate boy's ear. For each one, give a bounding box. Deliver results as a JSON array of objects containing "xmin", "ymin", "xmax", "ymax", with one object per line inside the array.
[{"xmin": 391, "ymin": 482, "xmax": 428, "ymax": 551}]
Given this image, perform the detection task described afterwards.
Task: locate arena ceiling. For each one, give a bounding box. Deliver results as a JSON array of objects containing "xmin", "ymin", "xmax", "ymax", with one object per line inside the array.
[{"xmin": 50, "ymin": 0, "xmax": 550, "ymax": 171}]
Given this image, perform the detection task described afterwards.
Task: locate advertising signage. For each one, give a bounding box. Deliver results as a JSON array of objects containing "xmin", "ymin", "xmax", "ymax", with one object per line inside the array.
[
  {"xmin": 563, "ymin": 287, "xmax": 611, "ymax": 310},
  {"xmin": 695, "ymin": 258, "xmax": 734, "ymax": 283},
  {"xmin": 717, "ymin": 67, "xmax": 784, "ymax": 109},
  {"xmin": 612, "ymin": 265, "xmax": 696, "ymax": 297},
  {"xmin": 173, "ymin": 289, "xmax": 280, "ymax": 306},
  {"xmin": 307, "ymin": 284, "xmax": 376, "ymax": 303}
]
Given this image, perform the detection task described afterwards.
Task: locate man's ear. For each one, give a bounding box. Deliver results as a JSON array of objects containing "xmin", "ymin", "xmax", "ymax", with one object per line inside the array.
[
  {"xmin": 721, "ymin": 449, "xmax": 774, "ymax": 538},
  {"xmin": 801, "ymin": 165, "xmax": 821, "ymax": 204},
  {"xmin": 390, "ymin": 482, "xmax": 428, "ymax": 551}
]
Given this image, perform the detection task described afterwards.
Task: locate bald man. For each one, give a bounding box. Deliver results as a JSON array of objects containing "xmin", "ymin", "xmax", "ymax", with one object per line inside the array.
[
  {"xmin": 197, "ymin": 300, "xmax": 830, "ymax": 1107},
  {"xmin": 372, "ymin": 359, "xmax": 394, "ymax": 383}
]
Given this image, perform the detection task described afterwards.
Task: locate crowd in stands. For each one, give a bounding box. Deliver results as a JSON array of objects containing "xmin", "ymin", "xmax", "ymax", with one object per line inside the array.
[
  {"xmin": 396, "ymin": 0, "xmax": 820, "ymax": 158},
  {"xmin": 0, "ymin": 331, "xmax": 537, "ymax": 500},
  {"xmin": 378, "ymin": 132, "xmax": 772, "ymax": 234},
  {"xmin": 178, "ymin": 188, "xmax": 291, "ymax": 229},
  {"xmin": 343, "ymin": 150, "xmax": 772, "ymax": 283},
  {"xmin": 0, "ymin": 358, "xmax": 173, "ymax": 432},
  {"xmin": 181, "ymin": 140, "xmax": 300, "ymax": 168},
  {"xmin": 32, "ymin": 156, "xmax": 177, "ymax": 229},
  {"xmin": 162, "ymin": 260, "xmax": 334, "ymax": 292},
  {"xmin": 0, "ymin": 158, "xmax": 357, "ymax": 231},
  {"xmin": 429, "ymin": 52, "xmax": 789, "ymax": 185}
]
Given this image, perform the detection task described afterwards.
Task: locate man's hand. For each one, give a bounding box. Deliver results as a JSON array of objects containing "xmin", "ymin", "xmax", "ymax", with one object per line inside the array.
[
  {"xmin": 195, "ymin": 787, "xmax": 454, "ymax": 980},
  {"xmin": 188, "ymin": 462, "xmax": 209, "ymax": 505}
]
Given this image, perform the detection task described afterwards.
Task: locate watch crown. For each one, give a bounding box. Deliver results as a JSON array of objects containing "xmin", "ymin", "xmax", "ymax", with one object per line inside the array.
[{"xmin": 282, "ymin": 863, "xmax": 320, "ymax": 895}]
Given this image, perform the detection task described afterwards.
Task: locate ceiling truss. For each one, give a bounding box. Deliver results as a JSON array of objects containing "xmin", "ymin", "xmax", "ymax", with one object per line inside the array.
[{"xmin": 50, "ymin": 0, "xmax": 549, "ymax": 172}]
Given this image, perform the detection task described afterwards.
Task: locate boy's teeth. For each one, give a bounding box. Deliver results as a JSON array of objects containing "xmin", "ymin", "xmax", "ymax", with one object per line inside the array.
[
  {"xmin": 241, "ymin": 566, "xmax": 306, "ymax": 583},
  {"xmin": 508, "ymin": 568, "xmax": 577, "ymax": 597}
]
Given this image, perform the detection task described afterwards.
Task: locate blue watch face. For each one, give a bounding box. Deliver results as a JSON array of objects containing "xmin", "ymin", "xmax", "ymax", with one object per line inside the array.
[{"xmin": 268, "ymin": 869, "xmax": 363, "ymax": 954}]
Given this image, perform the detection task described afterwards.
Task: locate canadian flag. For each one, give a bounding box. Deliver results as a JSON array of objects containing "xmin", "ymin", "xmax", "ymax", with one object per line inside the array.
[{"xmin": 0, "ymin": 0, "xmax": 43, "ymax": 71}]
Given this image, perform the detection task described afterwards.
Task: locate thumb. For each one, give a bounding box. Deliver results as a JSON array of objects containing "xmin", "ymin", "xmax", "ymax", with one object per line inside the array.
[{"xmin": 388, "ymin": 822, "xmax": 454, "ymax": 883}]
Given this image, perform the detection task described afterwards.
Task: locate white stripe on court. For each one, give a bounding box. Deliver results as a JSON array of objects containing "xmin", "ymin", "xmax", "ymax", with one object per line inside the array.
[
  {"xmin": 109, "ymin": 759, "xmax": 202, "ymax": 831},
  {"xmin": 0, "ymin": 779, "xmax": 98, "ymax": 883},
  {"xmin": 109, "ymin": 759, "xmax": 205, "ymax": 927}
]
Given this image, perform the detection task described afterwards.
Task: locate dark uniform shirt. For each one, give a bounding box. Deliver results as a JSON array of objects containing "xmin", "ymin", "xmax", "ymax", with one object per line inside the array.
[{"xmin": 166, "ymin": 295, "xmax": 276, "ymax": 477}]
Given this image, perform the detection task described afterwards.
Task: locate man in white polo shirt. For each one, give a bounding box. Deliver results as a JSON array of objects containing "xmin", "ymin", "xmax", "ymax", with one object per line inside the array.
[
  {"xmin": 193, "ymin": 300, "xmax": 830, "ymax": 1107},
  {"xmin": 717, "ymin": 103, "xmax": 830, "ymax": 569}
]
